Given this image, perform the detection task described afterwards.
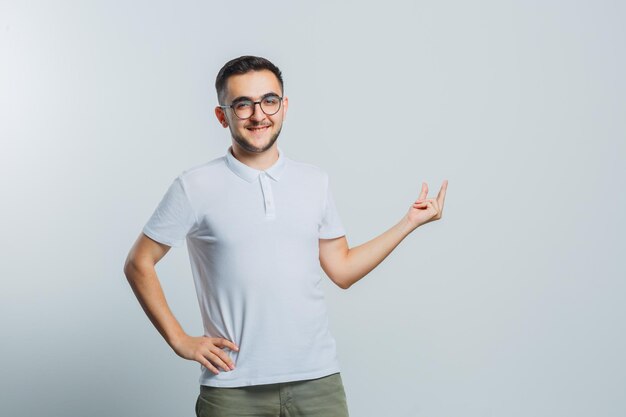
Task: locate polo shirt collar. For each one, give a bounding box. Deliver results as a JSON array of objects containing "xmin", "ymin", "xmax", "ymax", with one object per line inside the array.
[{"xmin": 225, "ymin": 145, "xmax": 286, "ymax": 183}]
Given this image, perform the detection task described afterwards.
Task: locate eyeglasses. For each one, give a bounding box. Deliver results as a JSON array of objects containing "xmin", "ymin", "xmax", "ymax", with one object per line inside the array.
[{"xmin": 219, "ymin": 94, "xmax": 283, "ymax": 120}]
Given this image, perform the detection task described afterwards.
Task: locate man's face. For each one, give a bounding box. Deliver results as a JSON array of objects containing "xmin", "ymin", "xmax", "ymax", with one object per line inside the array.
[{"xmin": 215, "ymin": 70, "xmax": 288, "ymax": 154}]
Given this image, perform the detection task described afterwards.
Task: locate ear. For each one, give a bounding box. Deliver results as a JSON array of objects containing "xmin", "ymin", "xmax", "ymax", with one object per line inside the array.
[
  {"xmin": 215, "ymin": 106, "xmax": 229, "ymax": 128},
  {"xmin": 282, "ymin": 96, "xmax": 289, "ymax": 120}
]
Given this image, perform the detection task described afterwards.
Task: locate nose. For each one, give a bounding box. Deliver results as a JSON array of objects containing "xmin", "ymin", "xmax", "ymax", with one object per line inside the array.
[{"xmin": 249, "ymin": 102, "xmax": 266, "ymax": 122}]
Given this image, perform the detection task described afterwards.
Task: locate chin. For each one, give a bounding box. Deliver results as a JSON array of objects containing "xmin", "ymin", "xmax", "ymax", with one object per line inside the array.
[{"xmin": 233, "ymin": 129, "xmax": 281, "ymax": 153}]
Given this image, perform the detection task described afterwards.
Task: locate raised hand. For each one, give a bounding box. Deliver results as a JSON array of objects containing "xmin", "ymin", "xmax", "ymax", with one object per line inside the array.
[
  {"xmin": 405, "ymin": 180, "xmax": 448, "ymax": 231},
  {"xmin": 172, "ymin": 334, "xmax": 239, "ymax": 375}
]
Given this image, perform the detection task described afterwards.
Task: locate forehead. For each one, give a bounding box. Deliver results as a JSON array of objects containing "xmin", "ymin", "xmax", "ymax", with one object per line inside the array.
[{"xmin": 224, "ymin": 70, "xmax": 282, "ymax": 101}]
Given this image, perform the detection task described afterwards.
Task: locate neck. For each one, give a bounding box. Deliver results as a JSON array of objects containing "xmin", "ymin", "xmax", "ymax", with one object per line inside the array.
[{"xmin": 230, "ymin": 142, "xmax": 279, "ymax": 171}]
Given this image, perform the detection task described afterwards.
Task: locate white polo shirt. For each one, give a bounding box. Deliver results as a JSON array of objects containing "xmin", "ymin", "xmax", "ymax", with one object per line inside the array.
[{"xmin": 142, "ymin": 145, "xmax": 346, "ymax": 387}]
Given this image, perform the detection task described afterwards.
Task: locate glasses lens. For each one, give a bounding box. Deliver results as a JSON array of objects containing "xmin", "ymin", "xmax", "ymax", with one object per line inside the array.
[
  {"xmin": 233, "ymin": 100, "xmax": 254, "ymax": 119},
  {"xmin": 260, "ymin": 95, "xmax": 281, "ymax": 116},
  {"xmin": 231, "ymin": 96, "xmax": 282, "ymax": 119}
]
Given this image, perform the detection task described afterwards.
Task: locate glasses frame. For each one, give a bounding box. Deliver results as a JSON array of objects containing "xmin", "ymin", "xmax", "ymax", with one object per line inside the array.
[{"xmin": 219, "ymin": 95, "xmax": 284, "ymax": 120}]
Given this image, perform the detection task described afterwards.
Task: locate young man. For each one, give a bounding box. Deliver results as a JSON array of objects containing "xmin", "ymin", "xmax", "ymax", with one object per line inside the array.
[{"xmin": 124, "ymin": 55, "xmax": 448, "ymax": 417}]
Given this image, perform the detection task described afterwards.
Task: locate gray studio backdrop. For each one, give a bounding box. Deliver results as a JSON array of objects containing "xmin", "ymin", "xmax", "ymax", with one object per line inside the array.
[{"xmin": 1, "ymin": 1, "xmax": 624, "ymax": 416}]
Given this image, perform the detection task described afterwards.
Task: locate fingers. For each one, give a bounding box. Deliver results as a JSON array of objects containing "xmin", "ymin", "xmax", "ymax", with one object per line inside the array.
[
  {"xmin": 412, "ymin": 199, "xmax": 441, "ymax": 222},
  {"xmin": 199, "ymin": 337, "xmax": 239, "ymax": 375},
  {"xmin": 436, "ymin": 179, "xmax": 448, "ymax": 212},
  {"xmin": 197, "ymin": 351, "xmax": 224, "ymax": 375},
  {"xmin": 212, "ymin": 337, "xmax": 240, "ymax": 352},
  {"xmin": 417, "ymin": 182, "xmax": 428, "ymax": 202},
  {"xmin": 204, "ymin": 348, "xmax": 235, "ymax": 374},
  {"xmin": 414, "ymin": 199, "xmax": 437, "ymax": 212},
  {"xmin": 415, "ymin": 180, "xmax": 448, "ymax": 212}
]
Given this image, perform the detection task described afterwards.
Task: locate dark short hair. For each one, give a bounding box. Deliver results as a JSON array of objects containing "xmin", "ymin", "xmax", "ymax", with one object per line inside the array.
[{"xmin": 215, "ymin": 55, "xmax": 284, "ymax": 105}]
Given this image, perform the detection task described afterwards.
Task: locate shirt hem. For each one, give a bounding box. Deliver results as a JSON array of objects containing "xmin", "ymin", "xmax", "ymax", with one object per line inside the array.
[
  {"xmin": 198, "ymin": 366, "xmax": 342, "ymax": 388},
  {"xmin": 319, "ymin": 229, "xmax": 346, "ymax": 239},
  {"xmin": 142, "ymin": 227, "xmax": 183, "ymax": 248}
]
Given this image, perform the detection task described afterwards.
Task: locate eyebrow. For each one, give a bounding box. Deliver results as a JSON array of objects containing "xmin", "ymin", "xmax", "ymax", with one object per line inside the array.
[{"xmin": 230, "ymin": 92, "xmax": 281, "ymax": 103}]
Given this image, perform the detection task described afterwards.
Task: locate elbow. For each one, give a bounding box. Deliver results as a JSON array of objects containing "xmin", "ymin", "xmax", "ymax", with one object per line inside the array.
[
  {"xmin": 339, "ymin": 282, "xmax": 352, "ymax": 290},
  {"xmin": 123, "ymin": 256, "xmax": 141, "ymax": 281},
  {"xmin": 328, "ymin": 262, "xmax": 353, "ymax": 290},
  {"xmin": 124, "ymin": 255, "xmax": 156, "ymax": 283},
  {"xmin": 335, "ymin": 276, "xmax": 353, "ymax": 290},
  {"xmin": 123, "ymin": 257, "xmax": 134, "ymax": 280}
]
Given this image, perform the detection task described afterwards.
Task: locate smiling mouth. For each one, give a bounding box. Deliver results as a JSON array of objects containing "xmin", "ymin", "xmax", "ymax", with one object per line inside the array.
[{"xmin": 246, "ymin": 125, "xmax": 271, "ymax": 132}]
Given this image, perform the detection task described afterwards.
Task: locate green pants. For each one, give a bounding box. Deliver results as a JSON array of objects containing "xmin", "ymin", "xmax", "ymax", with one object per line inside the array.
[{"xmin": 195, "ymin": 372, "xmax": 350, "ymax": 417}]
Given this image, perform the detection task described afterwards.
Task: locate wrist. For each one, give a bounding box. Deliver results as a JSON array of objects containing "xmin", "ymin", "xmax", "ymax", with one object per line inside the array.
[
  {"xmin": 167, "ymin": 329, "xmax": 188, "ymax": 349},
  {"xmin": 398, "ymin": 215, "xmax": 418, "ymax": 236}
]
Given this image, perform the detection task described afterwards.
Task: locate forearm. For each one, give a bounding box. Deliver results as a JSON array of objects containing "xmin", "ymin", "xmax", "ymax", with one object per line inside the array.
[
  {"xmin": 341, "ymin": 216, "xmax": 415, "ymax": 288},
  {"xmin": 124, "ymin": 261, "xmax": 186, "ymax": 348}
]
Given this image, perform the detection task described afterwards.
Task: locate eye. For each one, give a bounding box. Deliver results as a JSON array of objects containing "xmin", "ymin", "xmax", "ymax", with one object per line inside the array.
[
  {"xmin": 234, "ymin": 101, "xmax": 252, "ymax": 109},
  {"xmin": 262, "ymin": 96, "xmax": 280, "ymax": 106}
]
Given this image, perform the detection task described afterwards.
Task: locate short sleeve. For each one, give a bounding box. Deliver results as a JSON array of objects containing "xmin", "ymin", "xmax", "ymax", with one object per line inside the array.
[
  {"xmin": 319, "ymin": 175, "xmax": 346, "ymax": 239},
  {"xmin": 142, "ymin": 176, "xmax": 197, "ymax": 248}
]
